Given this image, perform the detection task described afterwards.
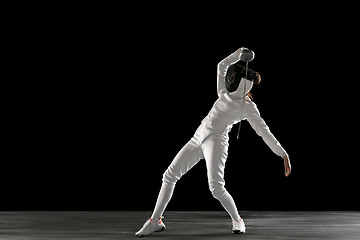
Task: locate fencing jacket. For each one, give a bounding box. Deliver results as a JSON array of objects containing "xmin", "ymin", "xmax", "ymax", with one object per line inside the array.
[{"xmin": 195, "ymin": 48, "xmax": 288, "ymax": 159}]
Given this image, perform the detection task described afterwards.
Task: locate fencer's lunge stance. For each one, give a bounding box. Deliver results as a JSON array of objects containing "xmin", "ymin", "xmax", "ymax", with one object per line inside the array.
[{"xmin": 135, "ymin": 47, "xmax": 292, "ymax": 237}]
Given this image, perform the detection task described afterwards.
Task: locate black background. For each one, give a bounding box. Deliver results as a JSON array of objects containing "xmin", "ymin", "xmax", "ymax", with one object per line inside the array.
[{"xmin": 4, "ymin": 4, "xmax": 359, "ymax": 211}]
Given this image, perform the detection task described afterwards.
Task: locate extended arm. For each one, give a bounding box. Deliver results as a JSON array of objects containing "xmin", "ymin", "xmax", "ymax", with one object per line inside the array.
[
  {"xmin": 245, "ymin": 102, "xmax": 291, "ymax": 176},
  {"xmin": 217, "ymin": 48, "xmax": 243, "ymax": 96}
]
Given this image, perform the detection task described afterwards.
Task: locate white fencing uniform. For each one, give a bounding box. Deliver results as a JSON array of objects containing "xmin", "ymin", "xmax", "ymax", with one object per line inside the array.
[{"xmin": 151, "ymin": 48, "xmax": 288, "ymax": 221}]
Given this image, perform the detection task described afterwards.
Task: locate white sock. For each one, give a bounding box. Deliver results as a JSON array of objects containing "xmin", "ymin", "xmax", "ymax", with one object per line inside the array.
[
  {"xmin": 217, "ymin": 191, "xmax": 241, "ymax": 221},
  {"xmin": 151, "ymin": 182, "xmax": 174, "ymax": 220}
]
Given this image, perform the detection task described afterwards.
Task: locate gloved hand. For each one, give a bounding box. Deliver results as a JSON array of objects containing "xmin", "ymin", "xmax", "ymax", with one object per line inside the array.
[{"xmin": 239, "ymin": 47, "xmax": 255, "ymax": 62}]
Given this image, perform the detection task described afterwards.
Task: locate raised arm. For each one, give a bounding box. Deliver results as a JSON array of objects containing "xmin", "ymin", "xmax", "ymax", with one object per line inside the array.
[
  {"xmin": 244, "ymin": 101, "xmax": 289, "ymax": 159},
  {"xmin": 217, "ymin": 48, "xmax": 243, "ymax": 96}
]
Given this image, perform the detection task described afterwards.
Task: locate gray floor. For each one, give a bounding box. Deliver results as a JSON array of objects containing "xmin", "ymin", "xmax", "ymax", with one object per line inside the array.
[{"xmin": 0, "ymin": 211, "xmax": 359, "ymax": 239}]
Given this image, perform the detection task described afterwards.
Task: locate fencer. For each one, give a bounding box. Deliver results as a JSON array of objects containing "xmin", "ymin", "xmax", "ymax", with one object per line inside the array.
[{"xmin": 135, "ymin": 47, "xmax": 291, "ymax": 237}]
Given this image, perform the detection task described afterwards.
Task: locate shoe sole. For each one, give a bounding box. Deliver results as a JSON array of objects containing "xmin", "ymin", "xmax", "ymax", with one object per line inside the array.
[
  {"xmin": 136, "ymin": 226, "xmax": 165, "ymax": 237},
  {"xmin": 232, "ymin": 230, "xmax": 245, "ymax": 234}
]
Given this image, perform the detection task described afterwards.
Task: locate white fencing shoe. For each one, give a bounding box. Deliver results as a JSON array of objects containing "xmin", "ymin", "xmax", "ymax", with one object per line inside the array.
[
  {"xmin": 232, "ymin": 218, "xmax": 246, "ymax": 234},
  {"xmin": 135, "ymin": 216, "xmax": 166, "ymax": 237}
]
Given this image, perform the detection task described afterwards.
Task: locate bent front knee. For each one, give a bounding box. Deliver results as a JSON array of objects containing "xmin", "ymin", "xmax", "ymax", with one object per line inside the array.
[{"xmin": 162, "ymin": 169, "xmax": 179, "ymax": 189}]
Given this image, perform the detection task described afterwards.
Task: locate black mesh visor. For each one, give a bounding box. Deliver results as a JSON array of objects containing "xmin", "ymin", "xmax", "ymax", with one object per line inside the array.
[{"xmin": 225, "ymin": 63, "xmax": 257, "ymax": 92}]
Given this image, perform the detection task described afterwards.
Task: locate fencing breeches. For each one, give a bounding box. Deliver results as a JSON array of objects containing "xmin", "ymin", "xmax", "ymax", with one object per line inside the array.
[{"xmin": 151, "ymin": 132, "xmax": 241, "ymax": 221}]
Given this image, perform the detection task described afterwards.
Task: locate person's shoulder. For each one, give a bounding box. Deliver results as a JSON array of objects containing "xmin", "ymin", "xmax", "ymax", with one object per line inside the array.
[{"xmin": 218, "ymin": 88, "xmax": 228, "ymax": 96}]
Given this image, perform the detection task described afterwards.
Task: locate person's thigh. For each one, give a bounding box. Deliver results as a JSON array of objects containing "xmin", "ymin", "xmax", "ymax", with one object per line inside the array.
[{"xmin": 162, "ymin": 137, "xmax": 203, "ymax": 186}]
